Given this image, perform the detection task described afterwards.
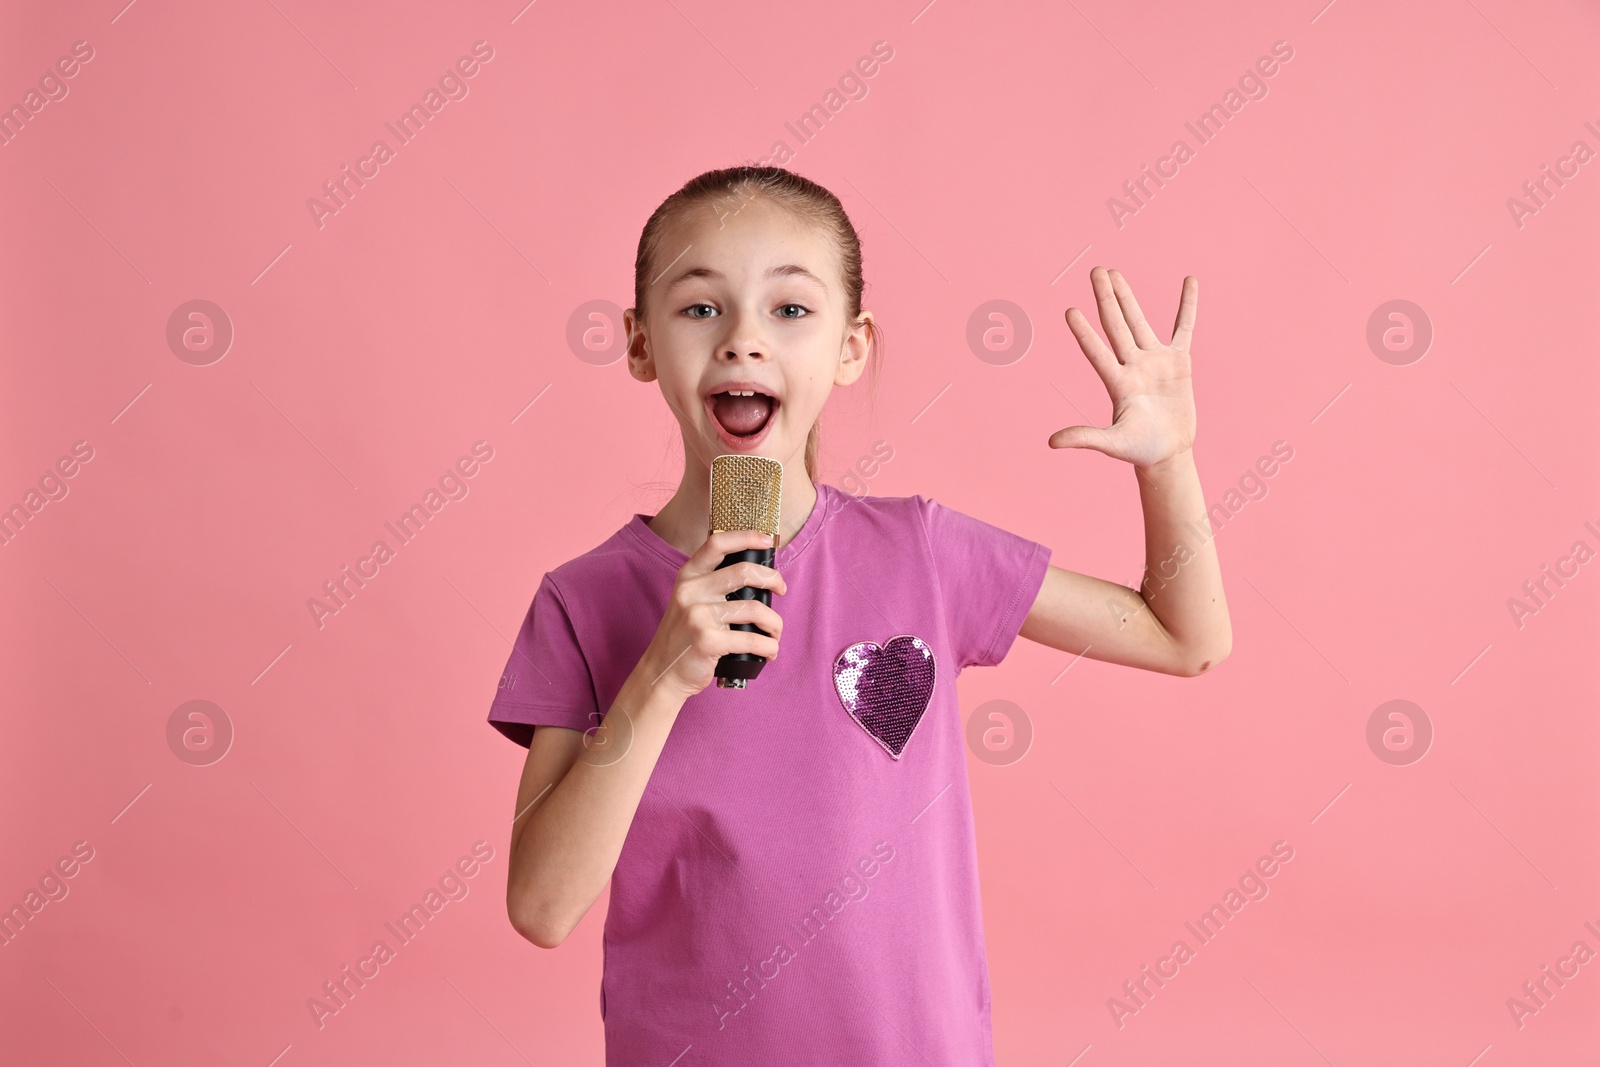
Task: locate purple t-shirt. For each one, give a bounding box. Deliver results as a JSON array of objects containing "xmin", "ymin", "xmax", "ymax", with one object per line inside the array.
[{"xmin": 488, "ymin": 481, "xmax": 1051, "ymax": 1065}]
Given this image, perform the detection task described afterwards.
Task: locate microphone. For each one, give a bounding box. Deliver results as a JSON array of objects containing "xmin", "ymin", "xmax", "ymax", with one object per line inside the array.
[{"xmin": 709, "ymin": 454, "xmax": 783, "ymax": 689}]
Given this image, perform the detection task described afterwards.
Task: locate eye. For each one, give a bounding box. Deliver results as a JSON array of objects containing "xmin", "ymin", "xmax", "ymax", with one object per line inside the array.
[
  {"xmin": 775, "ymin": 303, "xmax": 810, "ymax": 319},
  {"xmin": 682, "ymin": 303, "xmax": 718, "ymax": 319}
]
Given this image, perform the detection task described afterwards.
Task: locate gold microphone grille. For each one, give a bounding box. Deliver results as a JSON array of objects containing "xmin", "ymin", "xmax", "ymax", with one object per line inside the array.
[{"xmin": 709, "ymin": 455, "xmax": 783, "ymax": 543}]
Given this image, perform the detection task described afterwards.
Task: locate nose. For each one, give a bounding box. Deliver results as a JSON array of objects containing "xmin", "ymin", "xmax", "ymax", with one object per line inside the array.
[{"xmin": 718, "ymin": 305, "xmax": 767, "ymax": 363}]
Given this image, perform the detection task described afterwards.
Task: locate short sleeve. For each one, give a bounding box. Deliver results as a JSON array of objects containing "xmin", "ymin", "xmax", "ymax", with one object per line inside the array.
[
  {"xmin": 487, "ymin": 573, "xmax": 600, "ymax": 747},
  {"xmin": 912, "ymin": 495, "xmax": 1052, "ymax": 671}
]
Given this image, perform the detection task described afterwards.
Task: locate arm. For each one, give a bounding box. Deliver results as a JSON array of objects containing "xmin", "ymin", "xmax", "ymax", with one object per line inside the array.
[
  {"xmin": 505, "ymin": 667, "xmax": 685, "ymax": 948},
  {"xmin": 504, "ymin": 528, "xmax": 786, "ymax": 948},
  {"xmin": 1017, "ymin": 267, "xmax": 1232, "ymax": 677}
]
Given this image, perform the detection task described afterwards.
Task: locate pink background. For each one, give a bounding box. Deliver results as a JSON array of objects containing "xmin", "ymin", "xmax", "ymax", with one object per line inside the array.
[{"xmin": 3, "ymin": 0, "xmax": 1598, "ymax": 1063}]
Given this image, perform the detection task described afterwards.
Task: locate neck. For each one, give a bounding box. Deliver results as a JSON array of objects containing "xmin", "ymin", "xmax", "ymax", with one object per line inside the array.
[{"xmin": 647, "ymin": 450, "xmax": 818, "ymax": 558}]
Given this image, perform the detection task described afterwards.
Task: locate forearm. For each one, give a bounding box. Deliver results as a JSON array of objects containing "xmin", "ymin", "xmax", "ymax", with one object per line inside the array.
[
  {"xmin": 1133, "ymin": 448, "xmax": 1231, "ymax": 670},
  {"xmin": 506, "ymin": 659, "xmax": 685, "ymax": 945}
]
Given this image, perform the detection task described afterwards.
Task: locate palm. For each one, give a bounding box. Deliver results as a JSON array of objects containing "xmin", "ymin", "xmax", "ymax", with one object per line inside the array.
[{"xmin": 1050, "ymin": 267, "xmax": 1199, "ymax": 470}]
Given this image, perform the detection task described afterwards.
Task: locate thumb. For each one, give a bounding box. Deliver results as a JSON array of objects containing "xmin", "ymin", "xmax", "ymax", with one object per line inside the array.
[{"xmin": 1048, "ymin": 425, "xmax": 1116, "ymax": 452}]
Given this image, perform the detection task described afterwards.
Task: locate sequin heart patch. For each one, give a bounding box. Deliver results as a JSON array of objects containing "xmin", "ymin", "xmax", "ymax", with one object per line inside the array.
[{"xmin": 833, "ymin": 635, "xmax": 937, "ymax": 759}]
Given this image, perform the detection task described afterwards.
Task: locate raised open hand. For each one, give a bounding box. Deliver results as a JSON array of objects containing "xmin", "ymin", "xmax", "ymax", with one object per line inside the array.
[{"xmin": 1050, "ymin": 267, "xmax": 1199, "ymax": 471}]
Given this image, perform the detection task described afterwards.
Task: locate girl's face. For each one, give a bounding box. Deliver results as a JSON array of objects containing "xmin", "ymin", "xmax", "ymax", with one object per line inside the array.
[{"xmin": 625, "ymin": 196, "xmax": 872, "ymax": 473}]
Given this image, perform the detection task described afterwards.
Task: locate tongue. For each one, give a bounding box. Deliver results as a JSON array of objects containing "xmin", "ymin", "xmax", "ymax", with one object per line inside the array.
[{"xmin": 713, "ymin": 393, "xmax": 774, "ymax": 436}]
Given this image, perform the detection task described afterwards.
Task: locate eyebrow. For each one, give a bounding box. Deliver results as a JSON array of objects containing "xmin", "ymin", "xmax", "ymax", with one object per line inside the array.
[{"xmin": 662, "ymin": 263, "xmax": 829, "ymax": 294}]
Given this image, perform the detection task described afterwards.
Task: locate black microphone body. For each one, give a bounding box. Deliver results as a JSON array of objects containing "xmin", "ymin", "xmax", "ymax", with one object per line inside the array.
[{"xmin": 714, "ymin": 545, "xmax": 774, "ymax": 685}]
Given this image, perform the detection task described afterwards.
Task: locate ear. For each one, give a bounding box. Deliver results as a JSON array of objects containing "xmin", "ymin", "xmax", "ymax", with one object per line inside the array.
[
  {"xmin": 835, "ymin": 310, "xmax": 873, "ymax": 387},
  {"xmin": 624, "ymin": 307, "xmax": 656, "ymax": 383}
]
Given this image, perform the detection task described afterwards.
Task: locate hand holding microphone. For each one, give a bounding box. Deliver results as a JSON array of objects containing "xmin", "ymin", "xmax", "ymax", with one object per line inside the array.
[
  {"xmin": 638, "ymin": 455, "xmax": 786, "ymax": 699},
  {"xmin": 640, "ymin": 529, "xmax": 786, "ymax": 701}
]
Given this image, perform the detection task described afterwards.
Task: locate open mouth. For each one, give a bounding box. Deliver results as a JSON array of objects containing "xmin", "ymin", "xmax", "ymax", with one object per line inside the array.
[{"xmin": 708, "ymin": 387, "xmax": 779, "ymax": 440}]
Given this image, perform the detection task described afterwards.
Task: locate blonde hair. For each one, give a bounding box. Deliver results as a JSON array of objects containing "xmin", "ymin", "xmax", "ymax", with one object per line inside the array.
[{"xmin": 632, "ymin": 165, "xmax": 883, "ymax": 484}]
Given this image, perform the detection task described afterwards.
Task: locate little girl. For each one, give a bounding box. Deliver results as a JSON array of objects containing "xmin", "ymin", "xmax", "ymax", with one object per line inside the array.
[{"xmin": 488, "ymin": 166, "xmax": 1230, "ymax": 1065}]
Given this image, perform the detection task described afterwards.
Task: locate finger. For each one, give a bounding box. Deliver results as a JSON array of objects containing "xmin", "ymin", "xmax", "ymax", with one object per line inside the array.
[
  {"xmin": 1090, "ymin": 266, "xmax": 1137, "ymax": 361},
  {"xmin": 685, "ymin": 528, "xmax": 777, "ymax": 577},
  {"xmin": 729, "ymin": 559, "xmax": 786, "ymax": 597},
  {"xmin": 699, "ymin": 559, "xmax": 787, "ymax": 598},
  {"xmin": 732, "ymin": 632, "xmax": 781, "ymax": 661},
  {"xmin": 1064, "ymin": 306, "xmax": 1121, "ymax": 387},
  {"xmin": 1048, "ymin": 422, "xmax": 1124, "ymax": 458},
  {"xmin": 704, "ymin": 620, "xmax": 780, "ymax": 661},
  {"xmin": 1108, "ymin": 269, "xmax": 1160, "ymax": 349},
  {"xmin": 1170, "ymin": 275, "xmax": 1199, "ymax": 349},
  {"xmin": 710, "ymin": 598, "xmax": 784, "ymax": 637}
]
